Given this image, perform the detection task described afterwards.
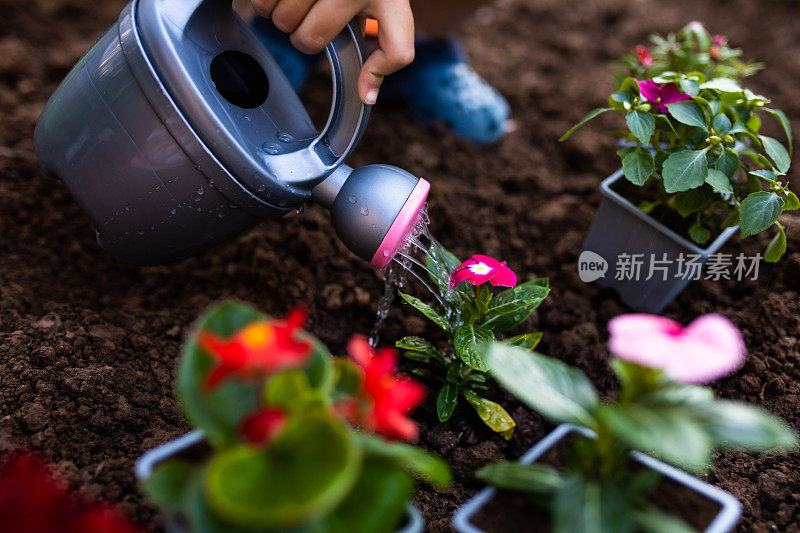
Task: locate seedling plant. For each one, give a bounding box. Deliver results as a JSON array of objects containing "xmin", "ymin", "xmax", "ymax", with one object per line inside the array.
[
  {"xmin": 396, "ymin": 246, "xmax": 550, "ymax": 439},
  {"xmin": 561, "ymin": 22, "xmax": 796, "ymax": 261}
]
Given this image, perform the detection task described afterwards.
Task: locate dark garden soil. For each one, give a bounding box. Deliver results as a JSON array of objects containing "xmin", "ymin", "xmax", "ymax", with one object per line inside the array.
[{"xmin": 1, "ymin": 0, "xmax": 799, "ymax": 531}]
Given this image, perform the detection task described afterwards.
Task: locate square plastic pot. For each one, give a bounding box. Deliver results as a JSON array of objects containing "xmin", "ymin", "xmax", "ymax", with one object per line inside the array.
[
  {"xmin": 580, "ymin": 169, "xmax": 738, "ymax": 313},
  {"xmin": 135, "ymin": 430, "xmax": 425, "ymax": 533},
  {"xmin": 452, "ymin": 424, "xmax": 742, "ymax": 533}
]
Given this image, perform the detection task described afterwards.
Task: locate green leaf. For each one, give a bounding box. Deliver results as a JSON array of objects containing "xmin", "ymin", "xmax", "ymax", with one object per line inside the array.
[
  {"xmin": 679, "ymin": 78, "xmax": 700, "ymax": 97},
  {"xmin": 426, "ymin": 245, "xmax": 461, "ymax": 293},
  {"xmin": 320, "ymin": 455, "xmax": 413, "ymax": 533},
  {"xmin": 395, "ymin": 336, "xmax": 443, "ymax": 362},
  {"xmin": 477, "ymin": 462, "xmax": 562, "ymax": 495},
  {"xmin": 398, "ymin": 292, "xmax": 449, "ymax": 331},
  {"xmin": 331, "ymin": 358, "xmax": 364, "ymax": 398},
  {"xmin": 485, "ymin": 344, "xmax": 598, "ymax": 427},
  {"xmin": 479, "ymin": 281, "xmax": 551, "ymax": 333},
  {"xmin": 760, "ymin": 136, "xmax": 791, "ymax": 173},
  {"xmin": 705, "ymin": 168, "xmax": 732, "ymax": 193},
  {"xmin": 560, "ymin": 108, "xmax": 613, "ymax": 142},
  {"xmin": 739, "ymin": 191, "xmax": 785, "ymax": 238},
  {"xmin": 142, "ymin": 460, "xmax": 194, "ymax": 513},
  {"xmin": 626, "ymin": 110, "xmax": 655, "ymax": 145},
  {"xmin": 622, "ymin": 147, "xmax": 655, "ymax": 186},
  {"xmin": 697, "ymin": 400, "xmax": 798, "ymax": 450},
  {"xmin": 358, "ymin": 434, "xmax": 451, "ymax": 487},
  {"xmin": 666, "ymin": 102, "xmax": 707, "ymax": 129},
  {"xmin": 712, "ymin": 113, "xmax": 732, "ymax": 134},
  {"xmin": 596, "ymin": 404, "xmax": 712, "ymax": 471},
  {"xmin": 785, "ymin": 192, "xmax": 800, "ymax": 211},
  {"xmin": 205, "ymin": 413, "xmax": 362, "ymax": 530},
  {"xmin": 553, "ymin": 474, "xmax": 635, "ymax": 533},
  {"xmin": 608, "ymin": 92, "xmax": 633, "ymax": 110},
  {"xmin": 462, "ymin": 390, "xmax": 516, "ymax": 437},
  {"xmin": 436, "ymin": 383, "xmax": 459, "ymax": 422},
  {"xmin": 715, "ymin": 148, "xmax": 739, "ymax": 178},
  {"xmin": 182, "ymin": 471, "xmax": 260, "ymax": 533},
  {"xmin": 264, "ymin": 369, "xmax": 312, "ymax": 408},
  {"xmin": 504, "ymin": 332, "xmax": 543, "ymax": 351},
  {"xmin": 700, "ymin": 78, "xmax": 742, "ymax": 92},
  {"xmin": 177, "ymin": 300, "xmax": 265, "ymax": 447},
  {"xmin": 674, "ymin": 187, "xmax": 713, "ymax": 217},
  {"xmin": 633, "ymin": 506, "xmax": 698, "ymax": 533},
  {"xmin": 764, "ymin": 225, "xmax": 787, "ymax": 263},
  {"xmin": 763, "ymin": 108, "xmax": 793, "ymax": 154},
  {"xmin": 662, "ymin": 149, "xmax": 709, "ymax": 193},
  {"xmin": 688, "ymin": 223, "xmax": 710, "ymax": 244},
  {"xmin": 453, "ymin": 324, "xmax": 494, "ymax": 371}
]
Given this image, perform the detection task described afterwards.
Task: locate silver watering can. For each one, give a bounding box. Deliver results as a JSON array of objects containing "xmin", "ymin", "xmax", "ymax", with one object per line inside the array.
[{"xmin": 34, "ymin": 0, "xmax": 429, "ymax": 268}]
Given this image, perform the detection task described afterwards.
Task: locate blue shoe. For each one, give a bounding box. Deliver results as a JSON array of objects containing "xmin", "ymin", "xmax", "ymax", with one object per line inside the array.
[
  {"xmin": 251, "ymin": 17, "xmax": 319, "ymax": 91},
  {"xmin": 382, "ymin": 38, "xmax": 511, "ymax": 145}
]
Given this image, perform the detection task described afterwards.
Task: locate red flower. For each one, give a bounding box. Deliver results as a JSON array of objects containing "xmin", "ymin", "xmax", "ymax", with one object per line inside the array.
[
  {"xmin": 0, "ymin": 451, "xmax": 140, "ymax": 533},
  {"xmin": 449, "ymin": 255, "xmax": 517, "ymax": 289},
  {"xmin": 344, "ymin": 336, "xmax": 426, "ymax": 441},
  {"xmin": 634, "ymin": 45, "xmax": 653, "ymax": 67},
  {"xmin": 239, "ymin": 408, "xmax": 287, "ymax": 446},
  {"xmin": 199, "ymin": 307, "xmax": 313, "ymax": 389}
]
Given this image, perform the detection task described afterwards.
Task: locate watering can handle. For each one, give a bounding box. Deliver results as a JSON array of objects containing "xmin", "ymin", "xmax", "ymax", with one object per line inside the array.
[{"xmin": 315, "ymin": 20, "xmax": 371, "ymax": 162}]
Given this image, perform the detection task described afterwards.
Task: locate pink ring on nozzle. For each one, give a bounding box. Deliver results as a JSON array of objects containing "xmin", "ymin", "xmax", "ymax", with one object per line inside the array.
[{"xmin": 370, "ymin": 178, "xmax": 431, "ymax": 269}]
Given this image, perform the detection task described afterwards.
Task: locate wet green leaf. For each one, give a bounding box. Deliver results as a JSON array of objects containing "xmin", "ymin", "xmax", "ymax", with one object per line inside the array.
[
  {"xmin": 398, "ymin": 292, "xmax": 448, "ymax": 331},
  {"xmin": 463, "ymin": 390, "xmax": 516, "ymax": 437},
  {"xmin": 436, "ymin": 383, "xmax": 459, "ymax": 422},
  {"xmin": 477, "ymin": 462, "xmax": 562, "ymax": 495},
  {"xmin": 453, "ymin": 324, "xmax": 494, "ymax": 371},
  {"xmin": 504, "ymin": 332, "xmax": 543, "ymax": 351}
]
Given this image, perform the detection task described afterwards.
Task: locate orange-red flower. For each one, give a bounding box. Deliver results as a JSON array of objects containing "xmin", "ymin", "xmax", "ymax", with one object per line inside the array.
[
  {"xmin": 634, "ymin": 45, "xmax": 653, "ymax": 67},
  {"xmin": 0, "ymin": 451, "xmax": 140, "ymax": 533},
  {"xmin": 239, "ymin": 408, "xmax": 287, "ymax": 446},
  {"xmin": 199, "ymin": 307, "xmax": 313, "ymax": 389},
  {"xmin": 345, "ymin": 336, "xmax": 426, "ymax": 441}
]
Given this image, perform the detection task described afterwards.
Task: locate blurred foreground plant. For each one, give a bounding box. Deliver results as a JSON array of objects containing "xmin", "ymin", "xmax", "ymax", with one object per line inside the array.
[
  {"xmin": 141, "ymin": 301, "xmax": 449, "ymax": 532},
  {"xmin": 478, "ymin": 313, "xmax": 797, "ymax": 532}
]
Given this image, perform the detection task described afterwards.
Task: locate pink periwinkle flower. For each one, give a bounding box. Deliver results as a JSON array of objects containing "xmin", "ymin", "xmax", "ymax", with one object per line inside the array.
[
  {"xmin": 636, "ymin": 79, "xmax": 692, "ymax": 114},
  {"xmin": 712, "ymin": 35, "xmax": 727, "ymax": 47},
  {"xmin": 608, "ymin": 313, "xmax": 745, "ymax": 384},
  {"xmin": 634, "ymin": 45, "xmax": 653, "ymax": 68},
  {"xmin": 449, "ymin": 255, "xmax": 517, "ymax": 290}
]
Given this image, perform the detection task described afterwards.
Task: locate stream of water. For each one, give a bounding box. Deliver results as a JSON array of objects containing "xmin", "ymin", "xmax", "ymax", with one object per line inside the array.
[{"xmin": 368, "ymin": 205, "xmax": 464, "ymax": 347}]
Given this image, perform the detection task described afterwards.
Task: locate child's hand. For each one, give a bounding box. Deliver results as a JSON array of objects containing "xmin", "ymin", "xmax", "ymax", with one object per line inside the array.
[{"xmin": 252, "ymin": 0, "xmax": 415, "ymax": 105}]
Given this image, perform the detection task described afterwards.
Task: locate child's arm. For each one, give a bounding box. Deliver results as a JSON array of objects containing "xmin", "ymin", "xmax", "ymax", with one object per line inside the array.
[{"xmin": 252, "ymin": 0, "xmax": 415, "ymax": 105}]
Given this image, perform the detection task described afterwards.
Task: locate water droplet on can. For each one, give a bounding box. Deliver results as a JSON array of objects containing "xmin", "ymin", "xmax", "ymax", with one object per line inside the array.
[
  {"xmin": 348, "ymin": 194, "xmax": 357, "ymax": 204},
  {"xmin": 170, "ymin": 208, "xmax": 177, "ymax": 215},
  {"xmin": 261, "ymin": 142, "xmax": 281, "ymax": 155},
  {"xmin": 197, "ymin": 185, "xmax": 204, "ymax": 195},
  {"xmin": 277, "ymin": 132, "xmax": 295, "ymax": 143},
  {"xmin": 360, "ymin": 206, "xmax": 369, "ymax": 216},
  {"xmin": 256, "ymin": 183, "xmax": 267, "ymax": 192},
  {"xmin": 296, "ymin": 204, "xmax": 305, "ymax": 214}
]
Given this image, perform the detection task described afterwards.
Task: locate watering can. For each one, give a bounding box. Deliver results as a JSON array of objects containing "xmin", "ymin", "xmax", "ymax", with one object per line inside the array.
[{"xmin": 33, "ymin": 0, "xmax": 429, "ymax": 269}]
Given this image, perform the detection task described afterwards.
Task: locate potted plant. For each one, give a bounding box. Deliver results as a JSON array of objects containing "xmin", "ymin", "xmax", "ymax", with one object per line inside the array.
[
  {"xmin": 561, "ymin": 22, "xmax": 796, "ymax": 312},
  {"xmin": 453, "ymin": 313, "xmax": 798, "ymax": 532},
  {"xmin": 395, "ymin": 246, "xmax": 550, "ymax": 438},
  {"xmin": 136, "ymin": 300, "xmax": 450, "ymax": 533}
]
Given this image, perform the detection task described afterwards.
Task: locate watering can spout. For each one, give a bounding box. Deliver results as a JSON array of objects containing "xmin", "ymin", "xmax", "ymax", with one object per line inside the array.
[{"xmin": 313, "ymin": 165, "xmax": 430, "ymax": 269}]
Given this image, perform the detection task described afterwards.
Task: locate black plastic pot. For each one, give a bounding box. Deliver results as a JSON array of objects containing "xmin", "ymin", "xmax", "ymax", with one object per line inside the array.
[{"xmin": 580, "ymin": 170, "xmax": 738, "ymax": 313}]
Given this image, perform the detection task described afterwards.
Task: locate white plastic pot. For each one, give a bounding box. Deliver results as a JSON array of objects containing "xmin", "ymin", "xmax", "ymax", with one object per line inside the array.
[
  {"xmin": 452, "ymin": 424, "xmax": 742, "ymax": 533},
  {"xmin": 135, "ymin": 430, "xmax": 425, "ymax": 533}
]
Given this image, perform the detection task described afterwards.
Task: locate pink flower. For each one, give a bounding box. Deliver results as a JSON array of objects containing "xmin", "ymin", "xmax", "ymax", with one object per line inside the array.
[
  {"xmin": 712, "ymin": 35, "xmax": 727, "ymax": 47},
  {"xmin": 449, "ymin": 255, "xmax": 517, "ymax": 289},
  {"xmin": 634, "ymin": 45, "xmax": 653, "ymax": 68},
  {"xmin": 636, "ymin": 79, "xmax": 692, "ymax": 114},
  {"xmin": 608, "ymin": 314, "xmax": 745, "ymax": 384}
]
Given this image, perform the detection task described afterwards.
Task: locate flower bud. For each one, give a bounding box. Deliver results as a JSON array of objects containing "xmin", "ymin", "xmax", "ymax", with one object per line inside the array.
[
  {"xmin": 638, "ymin": 103, "xmax": 651, "ymax": 112},
  {"xmin": 723, "ymin": 134, "xmax": 735, "ymax": 143}
]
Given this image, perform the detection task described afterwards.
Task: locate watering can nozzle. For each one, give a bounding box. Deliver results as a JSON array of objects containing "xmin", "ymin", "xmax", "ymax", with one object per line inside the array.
[{"xmin": 313, "ymin": 165, "xmax": 430, "ymax": 269}]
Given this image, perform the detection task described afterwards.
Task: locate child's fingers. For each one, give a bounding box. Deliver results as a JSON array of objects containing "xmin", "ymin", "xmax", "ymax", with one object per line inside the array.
[
  {"xmin": 271, "ymin": 0, "xmax": 318, "ymax": 34},
  {"xmin": 359, "ymin": 0, "xmax": 415, "ymax": 105},
  {"xmin": 252, "ymin": 0, "xmax": 279, "ymax": 17},
  {"xmin": 290, "ymin": 0, "xmax": 364, "ymax": 55}
]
